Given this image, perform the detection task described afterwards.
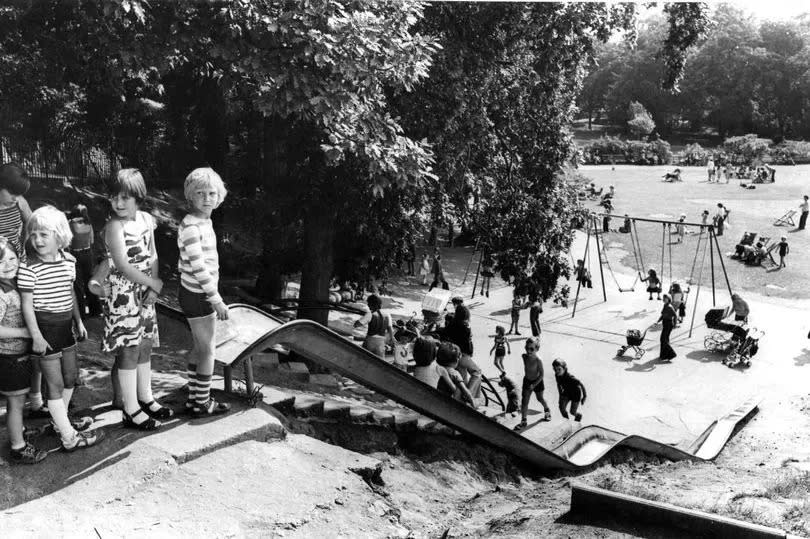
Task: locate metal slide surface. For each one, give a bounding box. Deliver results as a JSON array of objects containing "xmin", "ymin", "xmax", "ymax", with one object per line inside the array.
[{"xmin": 222, "ymin": 304, "xmax": 757, "ymax": 471}]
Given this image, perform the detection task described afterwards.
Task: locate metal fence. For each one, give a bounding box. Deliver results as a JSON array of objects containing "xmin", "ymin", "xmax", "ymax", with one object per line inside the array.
[{"xmin": 0, "ymin": 137, "xmax": 120, "ymax": 187}]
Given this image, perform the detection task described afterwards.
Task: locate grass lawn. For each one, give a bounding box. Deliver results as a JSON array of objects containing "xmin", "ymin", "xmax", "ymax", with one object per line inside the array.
[{"xmin": 577, "ymin": 164, "xmax": 810, "ymax": 301}]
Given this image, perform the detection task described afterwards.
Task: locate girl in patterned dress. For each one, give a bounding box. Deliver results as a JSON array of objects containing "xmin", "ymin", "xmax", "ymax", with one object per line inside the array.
[
  {"xmin": 177, "ymin": 168, "xmax": 230, "ymax": 416},
  {"xmin": 0, "ymin": 238, "xmax": 47, "ymax": 463},
  {"xmin": 19, "ymin": 206, "xmax": 100, "ymax": 451},
  {"xmin": 102, "ymin": 169, "xmax": 171, "ymax": 430}
]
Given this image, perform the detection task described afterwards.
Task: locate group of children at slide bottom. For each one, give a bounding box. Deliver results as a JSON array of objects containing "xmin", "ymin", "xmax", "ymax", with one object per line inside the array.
[
  {"xmin": 411, "ymin": 332, "xmax": 587, "ymax": 433},
  {"xmin": 0, "ymin": 162, "xmax": 232, "ymax": 464}
]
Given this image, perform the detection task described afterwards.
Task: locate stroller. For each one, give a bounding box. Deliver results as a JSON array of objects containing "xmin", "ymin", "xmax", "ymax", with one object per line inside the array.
[
  {"xmin": 421, "ymin": 288, "xmax": 452, "ymax": 335},
  {"xmin": 703, "ymin": 307, "xmax": 763, "ymax": 368},
  {"xmin": 617, "ymin": 328, "xmax": 649, "ymax": 359}
]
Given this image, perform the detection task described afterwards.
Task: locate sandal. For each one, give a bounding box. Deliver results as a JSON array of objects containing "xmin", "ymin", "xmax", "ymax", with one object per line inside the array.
[
  {"xmin": 513, "ymin": 420, "xmax": 528, "ymax": 432},
  {"xmin": 49, "ymin": 416, "xmax": 93, "ymax": 435},
  {"xmin": 139, "ymin": 400, "xmax": 175, "ymax": 420},
  {"xmin": 62, "ymin": 429, "xmax": 103, "ymax": 452},
  {"xmin": 192, "ymin": 398, "xmax": 231, "ymax": 416},
  {"xmin": 122, "ymin": 410, "xmax": 161, "ymax": 431}
]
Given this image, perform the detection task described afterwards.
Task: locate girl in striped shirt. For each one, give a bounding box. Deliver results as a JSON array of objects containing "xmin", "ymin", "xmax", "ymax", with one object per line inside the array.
[
  {"xmin": 178, "ymin": 168, "xmax": 230, "ymax": 416},
  {"xmin": 19, "ymin": 206, "xmax": 100, "ymax": 451},
  {"xmin": 102, "ymin": 169, "xmax": 170, "ymax": 430}
]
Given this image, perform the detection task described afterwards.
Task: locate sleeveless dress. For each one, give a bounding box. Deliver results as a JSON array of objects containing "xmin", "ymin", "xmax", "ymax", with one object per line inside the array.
[
  {"xmin": 0, "ymin": 202, "xmax": 25, "ymax": 263},
  {"xmin": 101, "ymin": 211, "xmax": 160, "ymax": 352}
]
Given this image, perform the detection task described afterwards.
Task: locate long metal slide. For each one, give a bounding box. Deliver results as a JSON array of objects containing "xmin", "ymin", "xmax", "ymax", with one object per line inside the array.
[{"xmin": 219, "ymin": 304, "xmax": 757, "ymax": 471}]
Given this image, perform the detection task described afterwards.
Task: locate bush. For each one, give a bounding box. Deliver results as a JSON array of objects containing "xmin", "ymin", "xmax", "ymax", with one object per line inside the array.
[
  {"xmin": 721, "ymin": 134, "xmax": 772, "ymax": 163},
  {"xmin": 580, "ymin": 136, "xmax": 672, "ymax": 165},
  {"xmin": 771, "ymin": 140, "xmax": 810, "ymax": 164}
]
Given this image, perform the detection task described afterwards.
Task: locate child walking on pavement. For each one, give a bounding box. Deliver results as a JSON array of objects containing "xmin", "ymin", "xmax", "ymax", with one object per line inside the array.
[
  {"xmin": 778, "ymin": 236, "xmax": 789, "ymax": 268},
  {"xmin": 489, "ymin": 325, "xmax": 510, "ymax": 374},
  {"xmin": 514, "ymin": 337, "xmax": 551, "ymax": 431},
  {"xmin": 552, "ymin": 359, "xmax": 587, "ymax": 422}
]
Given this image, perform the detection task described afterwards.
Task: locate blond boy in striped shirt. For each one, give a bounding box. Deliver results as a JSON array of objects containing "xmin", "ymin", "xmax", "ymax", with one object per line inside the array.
[{"xmin": 178, "ymin": 168, "xmax": 231, "ymax": 416}]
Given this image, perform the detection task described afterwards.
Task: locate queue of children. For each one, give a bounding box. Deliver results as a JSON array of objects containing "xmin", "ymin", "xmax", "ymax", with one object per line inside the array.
[{"xmin": 0, "ymin": 162, "xmax": 232, "ymax": 464}]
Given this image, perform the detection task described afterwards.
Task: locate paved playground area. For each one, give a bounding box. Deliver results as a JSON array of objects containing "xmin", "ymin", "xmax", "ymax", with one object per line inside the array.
[{"xmin": 356, "ymin": 223, "xmax": 809, "ymax": 453}]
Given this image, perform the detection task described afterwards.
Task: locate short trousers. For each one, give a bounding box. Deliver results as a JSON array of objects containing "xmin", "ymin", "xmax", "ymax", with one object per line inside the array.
[
  {"xmin": 0, "ymin": 353, "xmax": 33, "ymax": 396},
  {"xmin": 495, "ymin": 351, "xmax": 506, "ymax": 359},
  {"xmin": 179, "ymin": 286, "xmax": 215, "ymax": 319},
  {"xmin": 35, "ymin": 311, "xmax": 75, "ymax": 354},
  {"xmin": 522, "ymin": 376, "xmax": 544, "ymax": 396}
]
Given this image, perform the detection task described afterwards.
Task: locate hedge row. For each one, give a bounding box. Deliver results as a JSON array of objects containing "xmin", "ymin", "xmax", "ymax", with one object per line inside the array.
[{"xmin": 579, "ymin": 134, "xmax": 810, "ymax": 166}]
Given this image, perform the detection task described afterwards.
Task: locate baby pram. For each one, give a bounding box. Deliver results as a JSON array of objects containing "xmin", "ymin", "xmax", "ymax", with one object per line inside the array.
[
  {"xmin": 703, "ymin": 307, "xmax": 763, "ymax": 368},
  {"xmin": 421, "ymin": 288, "xmax": 452, "ymax": 334},
  {"xmin": 617, "ymin": 328, "xmax": 648, "ymax": 359}
]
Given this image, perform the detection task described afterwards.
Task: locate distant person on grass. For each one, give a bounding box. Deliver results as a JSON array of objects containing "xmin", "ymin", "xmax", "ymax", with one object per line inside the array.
[
  {"xmin": 514, "ymin": 337, "xmax": 551, "ymax": 431},
  {"xmin": 429, "ymin": 253, "xmax": 449, "ymax": 291},
  {"xmin": 419, "ymin": 252, "xmax": 431, "ymax": 285},
  {"xmin": 552, "ymin": 359, "xmax": 587, "ymax": 422},
  {"xmin": 799, "ymin": 196, "xmax": 809, "ymax": 230}
]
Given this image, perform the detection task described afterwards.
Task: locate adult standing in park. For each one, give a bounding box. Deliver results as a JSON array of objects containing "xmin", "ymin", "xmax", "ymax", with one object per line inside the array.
[
  {"xmin": 714, "ymin": 203, "xmax": 726, "ymax": 236},
  {"xmin": 446, "ymin": 299, "xmax": 481, "ymax": 398},
  {"xmin": 529, "ymin": 294, "xmax": 543, "ymax": 337},
  {"xmin": 707, "ymin": 156, "xmax": 715, "ymax": 182},
  {"xmin": 656, "ymin": 294, "xmax": 678, "ymax": 361},
  {"xmin": 354, "ymin": 293, "xmax": 394, "ymax": 359},
  {"xmin": 429, "ymin": 251, "xmax": 449, "ymax": 291},
  {"xmin": 799, "ymin": 195, "xmax": 809, "ymax": 230}
]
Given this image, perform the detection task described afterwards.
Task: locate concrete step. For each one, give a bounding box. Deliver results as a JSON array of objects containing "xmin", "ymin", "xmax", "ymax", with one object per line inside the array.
[
  {"xmin": 278, "ymin": 361, "xmax": 311, "ymax": 382},
  {"xmin": 309, "ymin": 373, "xmax": 341, "ymax": 387},
  {"xmin": 392, "ymin": 412, "xmax": 419, "ymax": 431},
  {"xmin": 349, "ymin": 405, "xmax": 374, "ymax": 422},
  {"xmin": 293, "ymin": 395, "xmax": 325, "ymax": 417},
  {"xmin": 249, "ymin": 352, "xmax": 280, "ymax": 370},
  {"xmin": 322, "ymin": 401, "xmax": 352, "ymax": 420}
]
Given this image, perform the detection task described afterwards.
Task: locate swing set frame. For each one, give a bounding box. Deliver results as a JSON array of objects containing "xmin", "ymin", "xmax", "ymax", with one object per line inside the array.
[{"xmin": 572, "ymin": 213, "xmax": 734, "ymax": 338}]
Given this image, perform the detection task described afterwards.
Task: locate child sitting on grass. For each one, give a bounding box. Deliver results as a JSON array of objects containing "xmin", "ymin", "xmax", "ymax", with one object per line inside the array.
[
  {"xmin": 0, "ymin": 239, "xmax": 46, "ymax": 464},
  {"xmin": 514, "ymin": 336, "xmax": 550, "ymax": 431},
  {"xmin": 489, "ymin": 325, "xmax": 510, "ymax": 374},
  {"xmin": 552, "ymin": 359, "xmax": 587, "ymax": 422}
]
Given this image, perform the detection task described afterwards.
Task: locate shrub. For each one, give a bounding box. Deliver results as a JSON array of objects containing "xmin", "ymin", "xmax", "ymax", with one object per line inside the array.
[
  {"xmin": 580, "ymin": 136, "xmax": 671, "ymax": 165},
  {"xmin": 721, "ymin": 134, "xmax": 772, "ymax": 163},
  {"xmin": 680, "ymin": 143, "xmax": 710, "ymax": 166},
  {"xmin": 771, "ymin": 140, "xmax": 810, "ymax": 164}
]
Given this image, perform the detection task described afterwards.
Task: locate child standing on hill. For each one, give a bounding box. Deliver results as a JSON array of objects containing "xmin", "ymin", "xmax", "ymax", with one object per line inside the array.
[
  {"xmin": 514, "ymin": 337, "xmax": 551, "ymax": 431},
  {"xmin": 103, "ymin": 169, "xmax": 170, "ymax": 430},
  {"xmin": 778, "ymin": 236, "xmax": 789, "ymax": 268},
  {"xmin": 68, "ymin": 204, "xmax": 101, "ymax": 318},
  {"xmin": 489, "ymin": 325, "xmax": 510, "ymax": 374},
  {"xmin": 19, "ymin": 206, "xmax": 100, "ymax": 451},
  {"xmin": 0, "ymin": 239, "xmax": 46, "ymax": 463},
  {"xmin": 552, "ymin": 359, "xmax": 587, "ymax": 422},
  {"xmin": 178, "ymin": 168, "xmax": 231, "ymax": 416}
]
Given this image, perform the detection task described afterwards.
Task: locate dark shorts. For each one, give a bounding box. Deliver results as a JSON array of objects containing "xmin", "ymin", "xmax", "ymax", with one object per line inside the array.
[
  {"xmin": 179, "ymin": 286, "xmax": 215, "ymax": 319},
  {"xmin": 35, "ymin": 311, "xmax": 75, "ymax": 354},
  {"xmin": 522, "ymin": 376, "xmax": 544, "ymax": 398},
  {"xmin": 495, "ymin": 350, "xmax": 506, "ymax": 359},
  {"xmin": 0, "ymin": 353, "xmax": 33, "ymax": 396}
]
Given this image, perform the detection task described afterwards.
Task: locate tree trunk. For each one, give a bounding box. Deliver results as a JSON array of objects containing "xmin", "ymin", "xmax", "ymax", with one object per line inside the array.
[
  {"xmin": 254, "ymin": 116, "xmax": 285, "ymax": 300},
  {"xmin": 297, "ymin": 207, "xmax": 336, "ymax": 326}
]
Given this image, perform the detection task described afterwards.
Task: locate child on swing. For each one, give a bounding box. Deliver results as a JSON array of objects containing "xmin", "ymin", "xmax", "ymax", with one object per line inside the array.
[
  {"xmin": 0, "ymin": 238, "xmax": 47, "ymax": 463},
  {"xmin": 640, "ymin": 268, "xmax": 661, "ymax": 300},
  {"xmin": 178, "ymin": 168, "xmax": 231, "ymax": 416},
  {"xmin": 489, "ymin": 325, "xmax": 510, "ymax": 374},
  {"xmin": 19, "ymin": 206, "xmax": 100, "ymax": 451}
]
